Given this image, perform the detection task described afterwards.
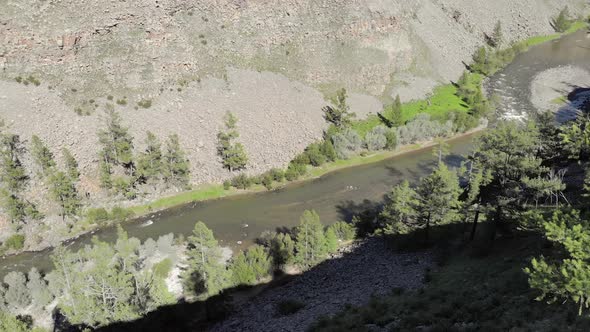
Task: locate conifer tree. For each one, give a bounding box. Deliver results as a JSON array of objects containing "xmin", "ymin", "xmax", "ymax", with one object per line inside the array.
[
  {"xmin": 136, "ymin": 131, "xmax": 163, "ymax": 185},
  {"xmin": 183, "ymin": 221, "xmax": 229, "ymax": 297},
  {"xmin": 322, "ymin": 88, "xmax": 356, "ymax": 128},
  {"xmin": 294, "ymin": 210, "xmax": 327, "ymax": 267},
  {"xmin": 62, "ymin": 148, "xmax": 80, "ymax": 181},
  {"xmin": 217, "ymin": 112, "xmax": 248, "ymax": 171},
  {"xmin": 416, "ymin": 163, "xmax": 462, "ymax": 242},
  {"xmin": 163, "ymin": 134, "xmax": 190, "ymax": 188},
  {"xmin": 30, "ymin": 135, "xmax": 55, "ymax": 176},
  {"xmin": 390, "ymin": 94, "xmax": 403, "ymax": 127},
  {"xmin": 48, "ymin": 171, "xmax": 81, "ymax": 219}
]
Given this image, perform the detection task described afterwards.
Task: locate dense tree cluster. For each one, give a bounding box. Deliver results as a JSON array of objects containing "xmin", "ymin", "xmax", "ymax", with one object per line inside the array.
[
  {"xmin": 98, "ymin": 109, "xmax": 191, "ymax": 197},
  {"xmin": 182, "ymin": 212, "xmax": 355, "ymax": 299}
]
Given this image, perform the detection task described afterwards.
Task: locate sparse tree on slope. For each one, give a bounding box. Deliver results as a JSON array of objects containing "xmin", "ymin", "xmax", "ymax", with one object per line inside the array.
[
  {"xmin": 30, "ymin": 135, "xmax": 55, "ymax": 176},
  {"xmin": 163, "ymin": 134, "xmax": 190, "ymax": 188},
  {"xmin": 136, "ymin": 131, "xmax": 163, "ymax": 185},
  {"xmin": 553, "ymin": 6, "xmax": 572, "ymax": 33},
  {"xmin": 322, "ymin": 88, "xmax": 356, "ymax": 128},
  {"xmin": 217, "ymin": 112, "xmax": 248, "ymax": 171},
  {"xmin": 98, "ymin": 108, "xmax": 134, "ymax": 169},
  {"xmin": 48, "ymin": 171, "xmax": 81, "ymax": 219},
  {"xmin": 62, "ymin": 148, "xmax": 80, "ymax": 181}
]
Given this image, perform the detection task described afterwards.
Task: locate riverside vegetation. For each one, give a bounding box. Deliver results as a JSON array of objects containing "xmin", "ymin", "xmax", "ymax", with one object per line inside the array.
[{"xmin": 0, "ymin": 7, "xmax": 588, "ymax": 331}]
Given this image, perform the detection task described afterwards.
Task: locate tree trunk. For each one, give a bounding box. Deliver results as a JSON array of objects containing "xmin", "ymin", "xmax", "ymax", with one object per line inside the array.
[
  {"xmin": 424, "ymin": 213, "xmax": 431, "ymax": 244},
  {"xmin": 490, "ymin": 205, "xmax": 501, "ymax": 241},
  {"xmin": 469, "ymin": 208, "xmax": 480, "ymax": 241}
]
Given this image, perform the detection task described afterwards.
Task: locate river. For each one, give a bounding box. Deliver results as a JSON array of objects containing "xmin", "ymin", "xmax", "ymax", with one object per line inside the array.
[{"xmin": 1, "ymin": 29, "xmax": 589, "ymax": 277}]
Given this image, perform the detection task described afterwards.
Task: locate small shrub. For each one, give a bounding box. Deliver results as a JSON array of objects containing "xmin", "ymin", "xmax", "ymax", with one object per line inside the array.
[
  {"xmin": 201, "ymin": 39, "xmax": 208, "ymax": 45},
  {"xmin": 107, "ymin": 95, "xmax": 114, "ymax": 100},
  {"xmin": 4, "ymin": 234, "xmax": 25, "ymax": 251},
  {"xmin": 116, "ymin": 98, "xmax": 127, "ymax": 106},
  {"xmin": 276, "ymin": 299, "xmax": 305, "ymax": 316},
  {"xmin": 269, "ymin": 168, "xmax": 285, "ymax": 182},
  {"xmin": 111, "ymin": 206, "xmax": 134, "ymax": 222},
  {"xmin": 86, "ymin": 208, "xmax": 110, "ymax": 224},
  {"xmin": 231, "ymin": 173, "xmax": 252, "ymax": 189},
  {"xmin": 137, "ymin": 99, "xmax": 152, "ymax": 109},
  {"xmin": 304, "ymin": 143, "xmax": 327, "ymax": 166},
  {"xmin": 223, "ymin": 180, "xmax": 231, "ymax": 190},
  {"xmin": 261, "ymin": 174, "xmax": 273, "ymax": 190},
  {"xmin": 14, "ymin": 76, "xmax": 22, "ymax": 83},
  {"xmin": 332, "ymin": 128, "xmax": 363, "ymax": 159},
  {"xmin": 365, "ymin": 128, "xmax": 387, "ymax": 151},
  {"xmin": 285, "ymin": 166, "xmax": 300, "ymax": 181},
  {"xmin": 328, "ymin": 221, "xmax": 356, "ymax": 241}
]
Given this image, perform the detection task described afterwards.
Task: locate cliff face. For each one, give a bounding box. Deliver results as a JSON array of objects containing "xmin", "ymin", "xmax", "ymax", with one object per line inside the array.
[{"xmin": 0, "ymin": 0, "xmax": 585, "ymax": 196}]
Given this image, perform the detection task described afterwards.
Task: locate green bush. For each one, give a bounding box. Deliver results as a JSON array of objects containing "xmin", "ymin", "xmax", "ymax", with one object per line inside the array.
[
  {"xmin": 285, "ymin": 167, "xmax": 300, "ymax": 181},
  {"xmin": 137, "ymin": 99, "xmax": 152, "ymax": 109},
  {"xmin": 276, "ymin": 299, "xmax": 305, "ymax": 316},
  {"xmin": 269, "ymin": 168, "xmax": 285, "ymax": 182},
  {"xmin": 110, "ymin": 206, "xmax": 134, "ymax": 222},
  {"xmin": 223, "ymin": 180, "xmax": 231, "ymax": 190},
  {"xmin": 86, "ymin": 207, "xmax": 110, "ymax": 224},
  {"xmin": 261, "ymin": 174, "xmax": 273, "ymax": 190},
  {"xmin": 305, "ymin": 143, "xmax": 327, "ymax": 166},
  {"xmin": 328, "ymin": 221, "xmax": 356, "ymax": 241},
  {"xmin": 4, "ymin": 234, "xmax": 25, "ymax": 251},
  {"xmin": 231, "ymin": 174, "xmax": 252, "ymax": 189}
]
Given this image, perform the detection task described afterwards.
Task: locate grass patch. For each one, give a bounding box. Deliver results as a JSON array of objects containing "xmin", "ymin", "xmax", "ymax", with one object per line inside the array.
[
  {"xmin": 351, "ymin": 84, "xmax": 470, "ymax": 137},
  {"xmin": 524, "ymin": 20, "xmax": 588, "ymax": 47},
  {"xmin": 129, "ymin": 184, "xmax": 228, "ymax": 215}
]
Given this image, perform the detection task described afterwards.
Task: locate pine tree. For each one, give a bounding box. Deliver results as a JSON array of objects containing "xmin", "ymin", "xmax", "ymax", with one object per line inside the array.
[
  {"xmin": 183, "ymin": 221, "xmax": 229, "ymax": 297},
  {"xmin": 416, "ymin": 163, "xmax": 462, "ymax": 242},
  {"xmin": 98, "ymin": 108, "xmax": 134, "ymax": 169},
  {"xmin": 269, "ymin": 233, "xmax": 295, "ymax": 267},
  {"xmin": 390, "ymin": 94, "xmax": 403, "ymax": 127},
  {"xmin": 30, "ymin": 135, "xmax": 55, "ymax": 176},
  {"xmin": 62, "ymin": 148, "xmax": 80, "ymax": 181},
  {"xmin": 217, "ymin": 112, "xmax": 248, "ymax": 171},
  {"xmin": 325, "ymin": 227, "xmax": 339, "ymax": 253},
  {"xmin": 322, "ymin": 88, "xmax": 356, "ymax": 128},
  {"xmin": 163, "ymin": 134, "xmax": 190, "ymax": 188},
  {"xmin": 294, "ymin": 210, "xmax": 327, "ymax": 267},
  {"xmin": 525, "ymin": 210, "xmax": 590, "ymax": 315},
  {"xmin": 48, "ymin": 171, "xmax": 81, "ymax": 219},
  {"xmin": 230, "ymin": 245, "xmax": 271, "ymax": 286},
  {"xmin": 490, "ymin": 21, "xmax": 503, "ymax": 48},
  {"xmin": 380, "ymin": 180, "xmax": 420, "ymax": 235},
  {"xmin": 0, "ymin": 133, "xmax": 28, "ymax": 193},
  {"xmin": 136, "ymin": 131, "xmax": 163, "ymax": 185},
  {"xmin": 553, "ymin": 7, "xmax": 572, "ymax": 33}
]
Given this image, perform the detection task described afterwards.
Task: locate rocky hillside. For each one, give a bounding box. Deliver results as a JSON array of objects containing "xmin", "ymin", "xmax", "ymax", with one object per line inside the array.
[{"xmin": 0, "ymin": 0, "xmax": 585, "ymax": 192}]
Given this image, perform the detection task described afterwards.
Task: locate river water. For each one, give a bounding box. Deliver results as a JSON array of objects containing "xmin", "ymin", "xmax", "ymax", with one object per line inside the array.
[
  {"xmin": 487, "ymin": 29, "xmax": 590, "ymax": 120},
  {"xmin": 1, "ymin": 29, "xmax": 589, "ymax": 277}
]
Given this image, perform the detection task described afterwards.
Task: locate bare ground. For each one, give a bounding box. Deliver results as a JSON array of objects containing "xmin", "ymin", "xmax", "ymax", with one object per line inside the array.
[{"xmin": 210, "ymin": 237, "xmax": 433, "ymax": 332}]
